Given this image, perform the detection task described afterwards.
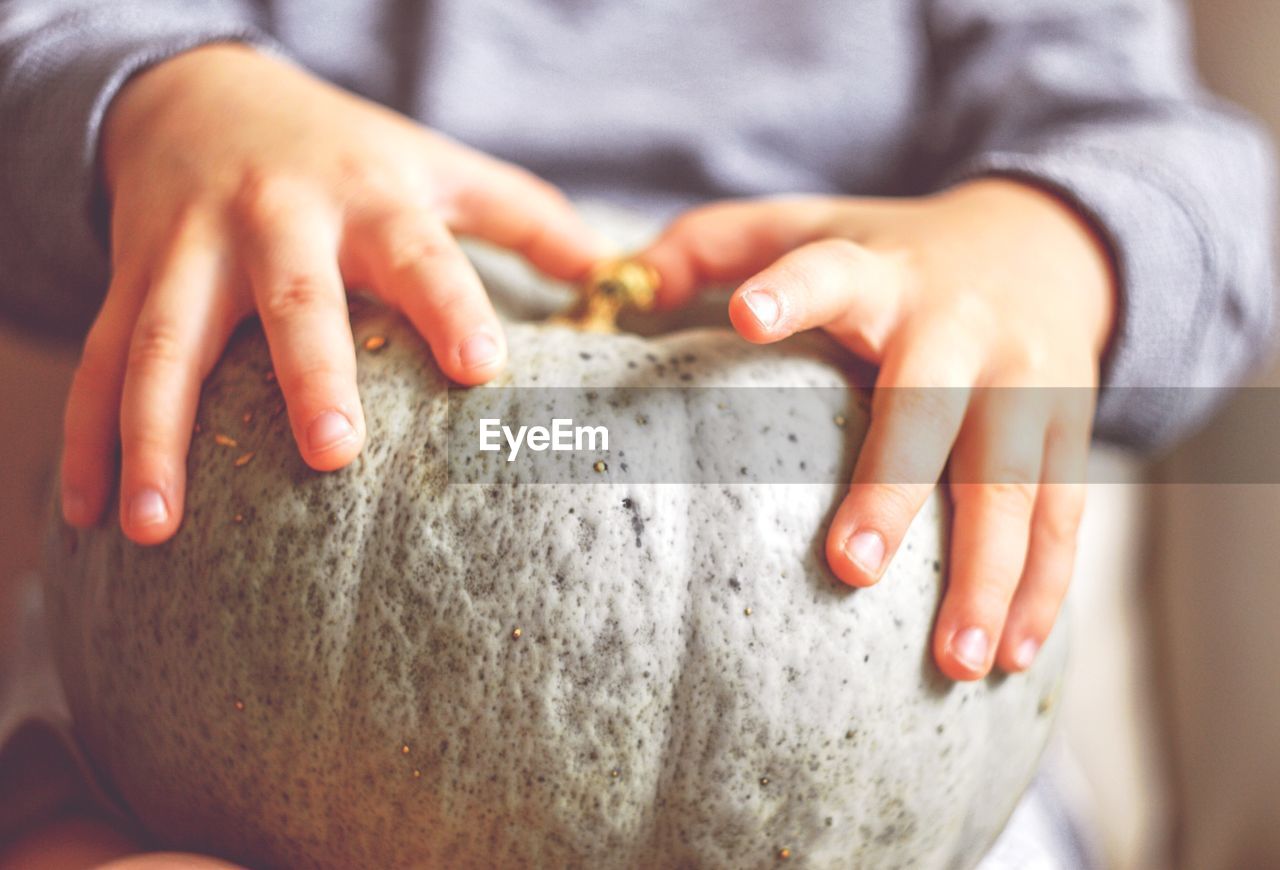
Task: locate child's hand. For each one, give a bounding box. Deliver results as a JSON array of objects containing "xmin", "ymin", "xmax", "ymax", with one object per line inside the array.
[
  {"xmin": 640, "ymin": 180, "xmax": 1116, "ymax": 680},
  {"xmin": 61, "ymin": 44, "xmax": 603, "ymax": 545}
]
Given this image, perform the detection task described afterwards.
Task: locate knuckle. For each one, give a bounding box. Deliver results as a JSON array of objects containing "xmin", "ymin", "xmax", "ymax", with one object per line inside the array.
[
  {"xmin": 980, "ymin": 480, "xmax": 1039, "ymax": 516},
  {"xmin": 815, "ymin": 237, "xmax": 876, "ymax": 272},
  {"xmin": 382, "ymin": 229, "xmax": 454, "ymax": 278},
  {"xmin": 422, "ymin": 285, "xmax": 475, "ymax": 319},
  {"xmin": 860, "ymin": 481, "xmax": 928, "ymax": 524},
  {"xmin": 127, "ymin": 319, "xmax": 187, "ymax": 373},
  {"xmin": 335, "ymin": 153, "xmax": 392, "ymax": 196},
  {"xmin": 233, "ymin": 170, "xmax": 300, "ymax": 223},
  {"xmin": 259, "ymin": 274, "xmax": 335, "ymax": 322},
  {"xmin": 877, "ymin": 382, "xmax": 963, "ymax": 428},
  {"xmin": 1039, "ymin": 486, "xmax": 1086, "ymax": 545},
  {"xmin": 1000, "ymin": 334, "xmax": 1052, "ymax": 376},
  {"xmin": 122, "ymin": 427, "xmax": 173, "ymax": 461}
]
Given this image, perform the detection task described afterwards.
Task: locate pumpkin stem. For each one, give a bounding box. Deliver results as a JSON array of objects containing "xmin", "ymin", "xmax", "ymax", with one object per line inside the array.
[{"xmin": 553, "ymin": 258, "xmax": 659, "ymax": 333}]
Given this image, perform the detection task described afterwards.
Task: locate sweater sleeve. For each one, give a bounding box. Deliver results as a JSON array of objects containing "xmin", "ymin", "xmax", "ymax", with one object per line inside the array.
[
  {"xmin": 921, "ymin": 0, "xmax": 1277, "ymax": 451},
  {"xmin": 0, "ymin": 1, "xmax": 280, "ymax": 337}
]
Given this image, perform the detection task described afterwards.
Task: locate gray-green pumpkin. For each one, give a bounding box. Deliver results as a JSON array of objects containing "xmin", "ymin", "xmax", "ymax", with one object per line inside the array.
[{"xmin": 43, "ymin": 233, "xmax": 1066, "ymax": 869}]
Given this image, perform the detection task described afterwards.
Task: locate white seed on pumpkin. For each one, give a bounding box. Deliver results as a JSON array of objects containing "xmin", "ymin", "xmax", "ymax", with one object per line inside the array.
[
  {"xmin": 778, "ymin": 847, "xmax": 792, "ymax": 860},
  {"xmin": 512, "ymin": 627, "xmax": 523, "ymax": 640},
  {"xmin": 593, "ymin": 460, "xmax": 607, "ymax": 473},
  {"xmin": 402, "ymin": 744, "xmax": 411, "ymax": 755},
  {"xmin": 412, "ymin": 769, "xmax": 422, "ymax": 779},
  {"xmin": 744, "ymin": 607, "xmax": 753, "ymax": 616},
  {"xmin": 834, "ymin": 415, "xmax": 846, "ymax": 428}
]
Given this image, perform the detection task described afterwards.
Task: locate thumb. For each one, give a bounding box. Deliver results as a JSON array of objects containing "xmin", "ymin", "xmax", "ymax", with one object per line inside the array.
[
  {"xmin": 636, "ymin": 197, "xmax": 836, "ymax": 308},
  {"xmin": 446, "ymin": 157, "xmax": 611, "ymax": 281}
]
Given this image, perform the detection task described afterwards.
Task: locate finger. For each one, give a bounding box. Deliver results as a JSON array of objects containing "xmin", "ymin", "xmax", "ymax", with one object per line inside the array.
[
  {"xmin": 824, "ymin": 318, "xmax": 983, "ymax": 589},
  {"xmin": 118, "ymin": 240, "xmax": 235, "ymax": 545},
  {"xmin": 446, "ymin": 157, "xmax": 608, "ymax": 280},
  {"xmin": 61, "ymin": 275, "xmax": 145, "ymax": 527},
  {"xmin": 637, "ymin": 197, "xmax": 839, "ymax": 307},
  {"xmin": 726, "ymin": 238, "xmax": 904, "ymax": 356},
  {"xmin": 352, "ymin": 208, "xmax": 506, "ymax": 385},
  {"xmin": 934, "ymin": 387, "xmax": 1052, "ymax": 680},
  {"xmin": 996, "ymin": 412, "xmax": 1091, "ymax": 672},
  {"xmin": 237, "ymin": 185, "xmax": 364, "ymax": 471}
]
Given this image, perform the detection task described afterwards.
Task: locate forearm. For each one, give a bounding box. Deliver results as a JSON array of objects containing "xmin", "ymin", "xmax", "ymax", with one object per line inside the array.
[{"xmin": 924, "ymin": 0, "xmax": 1277, "ymax": 450}]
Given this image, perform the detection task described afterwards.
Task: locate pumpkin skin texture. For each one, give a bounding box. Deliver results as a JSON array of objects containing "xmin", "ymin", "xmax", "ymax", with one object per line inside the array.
[{"xmin": 43, "ymin": 250, "xmax": 1067, "ymax": 869}]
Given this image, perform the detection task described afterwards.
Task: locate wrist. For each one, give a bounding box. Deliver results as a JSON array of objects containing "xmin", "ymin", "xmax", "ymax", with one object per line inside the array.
[
  {"xmin": 944, "ymin": 178, "xmax": 1119, "ymax": 360},
  {"xmin": 100, "ymin": 43, "xmax": 262, "ymax": 195}
]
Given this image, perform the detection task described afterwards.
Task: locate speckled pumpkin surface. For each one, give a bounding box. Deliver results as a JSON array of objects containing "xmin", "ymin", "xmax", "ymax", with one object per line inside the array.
[{"xmin": 43, "ymin": 241, "xmax": 1066, "ymax": 870}]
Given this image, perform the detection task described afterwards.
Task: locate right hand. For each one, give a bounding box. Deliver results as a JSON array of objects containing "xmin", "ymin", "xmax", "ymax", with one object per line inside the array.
[{"xmin": 61, "ymin": 43, "xmax": 604, "ymax": 545}]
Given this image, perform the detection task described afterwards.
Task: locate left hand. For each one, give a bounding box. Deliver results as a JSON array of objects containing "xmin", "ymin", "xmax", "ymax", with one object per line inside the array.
[{"xmin": 639, "ymin": 179, "xmax": 1116, "ymax": 681}]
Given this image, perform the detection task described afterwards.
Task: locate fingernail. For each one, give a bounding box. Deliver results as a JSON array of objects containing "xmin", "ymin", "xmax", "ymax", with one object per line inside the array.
[
  {"xmin": 950, "ymin": 627, "xmax": 990, "ymax": 672},
  {"xmin": 62, "ymin": 488, "xmax": 87, "ymax": 523},
  {"xmin": 459, "ymin": 333, "xmax": 500, "ymax": 370},
  {"xmin": 741, "ymin": 290, "xmax": 780, "ymax": 329},
  {"xmin": 843, "ymin": 529, "xmax": 886, "ymax": 577},
  {"xmin": 1014, "ymin": 638, "xmax": 1040, "ymax": 671},
  {"xmin": 128, "ymin": 488, "xmax": 168, "ymax": 528},
  {"xmin": 307, "ymin": 410, "xmax": 357, "ymax": 454}
]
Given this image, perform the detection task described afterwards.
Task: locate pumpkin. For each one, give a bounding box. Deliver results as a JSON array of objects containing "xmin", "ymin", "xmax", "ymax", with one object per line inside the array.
[{"xmin": 43, "ymin": 220, "xmax": 1066, "ymax": 869}]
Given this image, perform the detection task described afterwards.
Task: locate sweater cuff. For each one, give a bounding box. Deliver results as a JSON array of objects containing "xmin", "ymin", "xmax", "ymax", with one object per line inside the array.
[
  {"xmin": 0, "ymin": 4, "xmax": 282, "ymax": 335},
  {"xmin": 944, "ymin": 145, "xmax": 1226, "ymax": 450}
]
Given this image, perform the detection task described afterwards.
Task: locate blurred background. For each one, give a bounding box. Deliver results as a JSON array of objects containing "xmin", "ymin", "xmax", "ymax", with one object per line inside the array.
[{"xmin": 1, "ymin": 2, "xmax": 1277, "ymax": 867}]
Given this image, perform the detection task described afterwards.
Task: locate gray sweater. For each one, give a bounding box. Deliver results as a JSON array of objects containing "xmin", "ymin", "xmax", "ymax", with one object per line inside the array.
[{"xmin": 0, "ymin": 0, "xmax": 1274, "ymax": 449}]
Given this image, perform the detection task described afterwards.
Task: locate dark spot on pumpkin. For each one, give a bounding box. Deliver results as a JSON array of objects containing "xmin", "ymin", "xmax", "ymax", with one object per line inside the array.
[
  {"xmin": 620, "ymin": 498, "xmax": 645, "ymax": 547},
  {"xmin": 579, "ymin": 352, "xmax": 593, "ymax": 360},
  {"xmin": 787, "ymin": 433, "xmax": 798, "ymax": 443},
  {"xmin": 728, "ymin": 577, "xmax": 741, "ymax": 592}
]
